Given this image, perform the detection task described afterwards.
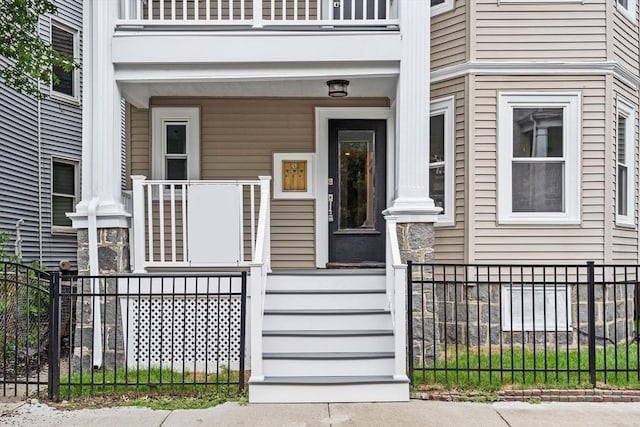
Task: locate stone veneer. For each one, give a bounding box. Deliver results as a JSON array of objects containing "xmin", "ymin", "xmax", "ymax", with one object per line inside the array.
[
  {"xmin": 396, "ymin": 222, "xmax": 439, "ymax": 367},
  {"xmin": 73, "ymin": 228, "xmax": 129, "ymax": 372}
]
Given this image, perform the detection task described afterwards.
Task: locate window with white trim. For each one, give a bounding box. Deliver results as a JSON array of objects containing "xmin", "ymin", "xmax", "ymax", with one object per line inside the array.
[
  {"xmin": 616, "ymin": 98, "xmax": 636, "ymax": 227},
  {"xmin": 50, "ymin": 20, "xmax": 78, "ymax": 101},
  {"xmin": 430, "ymin": 96, "xmax": 455, "ymax": 226},
  {"xmin": 52, "ymin": 159, "xmax": 78, "ymax": 231},
  {"xmin": 152, "ymin": 108, "xmax": 200, "ymax": 180},
  {"xmin": 501, "ymin": 285, "xmax": 571, "ymax": 332},
  {"xmin": 497, "ymin": 92, "xmax": 581, "ymax": 225},
  {"xmin": 617, "ymin": 0, "xmax": 637, "ymax": 23},
  {"xmin": 431, "ymin": 0, "xmax": 454, "ymax": 16}
]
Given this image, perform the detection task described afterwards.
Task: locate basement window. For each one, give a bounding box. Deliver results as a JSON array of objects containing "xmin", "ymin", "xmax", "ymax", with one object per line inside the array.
[{"xmin": 501, "ymin": 284, "xmax": 571, "ymax": 332}]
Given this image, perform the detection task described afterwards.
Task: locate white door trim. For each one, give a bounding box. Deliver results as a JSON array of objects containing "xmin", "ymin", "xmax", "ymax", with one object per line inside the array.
[{"xmin": 314, "ymin": 107, "xmax": 395, "ymax": 268}]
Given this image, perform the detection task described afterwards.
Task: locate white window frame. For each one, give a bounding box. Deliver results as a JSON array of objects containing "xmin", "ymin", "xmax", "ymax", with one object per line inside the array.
[
  {"xmin": 501, "ymin": 284, "xmax": 571, "ymax": 332},
  {"xmin": 617, "ymin": 0, "xmax": 637, "ymax": 24},
  {"xmin": 151, "ymin": 107, "xmax": 200, "ymax": 181},
  {"xmin": 431, "ymin": 0, "xmax": 454, "ymax": 17},
  {"xmin": 499, "ymin": 0, "xmax": 581, "ymax": 3},
  {"xmin": 49, "ymin": 18, "xmax": 79, "ymax": 104},
  {"xmin": 51, "ymin": 157, "xmax": 79, "ymax": 234},
  {"xmin": 430, "ymin": 96, "xmax": 456, "ymax": 227},
  {"xmin": 497, "ymin": 92, "xmax": 582, "ymax": 225},
  {"xmin": 616, "ymin": 97, "xmax": 636, "ymax": 227}
]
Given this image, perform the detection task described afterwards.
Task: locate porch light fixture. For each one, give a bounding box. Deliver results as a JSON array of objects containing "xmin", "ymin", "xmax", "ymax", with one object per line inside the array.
[{"xmin": 327, "ymin": 80, "xmax": 349, "ymax": 97}]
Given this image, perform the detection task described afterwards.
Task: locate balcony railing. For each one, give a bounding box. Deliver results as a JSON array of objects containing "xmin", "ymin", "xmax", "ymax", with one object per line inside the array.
[
  {"xmin": 118, "ymin": 0, "xmax": 399, "ymax": 27},
  {"xmin": 130, "ymin": 176, "xmax": 271, "ymax": 271}
]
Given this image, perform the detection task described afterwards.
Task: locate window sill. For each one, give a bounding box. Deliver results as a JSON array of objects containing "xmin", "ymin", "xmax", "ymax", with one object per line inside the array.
[
  {"xmin": 497, "ymin": 216, "xmax": 581, "ymax": 226},
  {"xmin": 617, "ymin": 4, "xmax": 637, "ymax": 25},
  {"xmin": 615, "ymin": 219, "xmax": 636, "ymax": 229},
  {"xmin": 51, "ymin": 226, "xmax": 77, "ymax": 236},
  {"xmin": 50, "ymin": 91, "xmax": 80, "ymax": 107}
]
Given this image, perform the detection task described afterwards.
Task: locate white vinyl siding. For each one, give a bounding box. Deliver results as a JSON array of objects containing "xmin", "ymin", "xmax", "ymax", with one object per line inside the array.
[
  {"xmin": 431, "ymin": 0, "xmax": 466, "ymax": 70},
  {"xmin": 615, "ymin": 98, "xmax": 636, "ymax": 227},
  {"xmin": 430, "ymin": 96, "xmax": 455, "ymax": 227},
  {"xmin": 497, "ymin": 92, "xmax": 581, "ymax": 225}
]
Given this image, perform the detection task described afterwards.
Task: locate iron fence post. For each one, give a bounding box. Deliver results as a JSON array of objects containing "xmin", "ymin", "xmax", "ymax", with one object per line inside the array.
[
  {"xmin": 407, "ymin": 261, "xmax": 414, "ymax": 384},
  {"xmin": 586, "ymin": 261, "xmax": 596, "ymax": 388},
  {"xmin": 48, "ymin": 272, "xmax": 60, "ymax": 401},
  {"xmin": 239, "ymin": 271, "xmax": 247, "ymax": 394}
]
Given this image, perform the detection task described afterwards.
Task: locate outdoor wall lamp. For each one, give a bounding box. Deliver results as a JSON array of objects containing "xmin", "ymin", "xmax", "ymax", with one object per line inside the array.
[{"xmin": 327, "ymin": 80, "xmax": 349, "ymax": 97}]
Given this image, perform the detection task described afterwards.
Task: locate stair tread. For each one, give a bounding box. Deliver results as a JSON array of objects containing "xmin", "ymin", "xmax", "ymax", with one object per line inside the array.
[
  {"xmin": 269, "ymin": 269, "xmax": 385, "ymax": 276},
  {"xmin": 264, "ymin": 308, "xmax": 389, "ymax": 315},
  {"xmin": 256, "ymin": 375, "xmax": 409, "ymax": 385},
  {"xmin": 263, "ymin": 329, "xmax": 393, "ymax": 337},
  {"xmin": 263, "ymin": 351, "xmax": 394, "ymax": 360},
  {"xmin": 266, "ymin": 289, "xmax": 385, "ymax": 294}
]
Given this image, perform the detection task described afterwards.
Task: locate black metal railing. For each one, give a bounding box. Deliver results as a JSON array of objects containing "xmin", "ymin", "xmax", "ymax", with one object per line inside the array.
[
  {"xmin": 408, "ymin": 262, "xmax": 640, "ymax": 389},
  {"xmin": 51, "ymin": 272, "xmax": 247, "ymax": 401},
  {"xmin": 0, "ymin": 262, "xmax": 54, "ymax": 399}
]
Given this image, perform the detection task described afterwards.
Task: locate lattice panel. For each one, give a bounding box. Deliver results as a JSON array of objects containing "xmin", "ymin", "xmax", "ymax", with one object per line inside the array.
[{"xmin": 123, "ymin": 296, "xmax": 242, "ymax": 371}]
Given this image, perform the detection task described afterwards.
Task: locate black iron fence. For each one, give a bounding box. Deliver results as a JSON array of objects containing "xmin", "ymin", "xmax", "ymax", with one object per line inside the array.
[
  {"xmin": 1, "ymin": 265, "xmax": 248, "ymax": 401},
  {"xmin": 408, "ymin": 262, "xmax": 640, "ymax": 388}
]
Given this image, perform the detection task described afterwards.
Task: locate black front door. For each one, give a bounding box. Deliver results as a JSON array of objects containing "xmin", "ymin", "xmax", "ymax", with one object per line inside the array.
[{"xmin": 328, "ymin": 119, "xmax": 386, "ymax": 264}]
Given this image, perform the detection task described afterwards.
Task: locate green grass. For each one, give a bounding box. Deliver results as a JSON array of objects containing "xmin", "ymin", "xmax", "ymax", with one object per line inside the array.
[
  {"xmin": 413, "ymin": 344, "xmax": 640, "ymax": 391},
  {"xmin": 58, "ymin": 367, "xmax": 246, "ymax": 409}
]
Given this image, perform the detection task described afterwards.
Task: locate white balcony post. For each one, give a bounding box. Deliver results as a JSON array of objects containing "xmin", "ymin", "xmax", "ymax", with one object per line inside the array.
[
  {"xmin": 385, "ymin": 0, "xmax": 439, "ymax": 221},
  {"xmin": 131, "ymin": 176, "xmax": 147, "ymax": 273},
  {"xmin": 253, "ymin": 0, "xmax": 264, "ymax": 27},
  {"xmin": 258, "ymin": 176, "xmax": 272, "ymax": 271}
]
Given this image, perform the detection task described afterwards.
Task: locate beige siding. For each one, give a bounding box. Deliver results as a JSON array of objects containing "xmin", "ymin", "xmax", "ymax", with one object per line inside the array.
[
  {"xmin": 431, "ymin": 0, "xmax": 467, "ymax": 70},
  {"xmin": 611, "ymin": 77, "xmax": 640, "ymax": 264},
  {"xmin": 474, "ymin": 0, "xmax": 607, "ymax": 62},
  {"xmin": 128, "ymin": 97, "xmax": 389, "ymax": 269},
  {"xmin": 612, "ymin": 2, "xmax": 640, "ymax": 74},
  {"xmin": 470, "ymin": 75, "xmax": 607, "ymax": 263},
  {"xmin": 433, "ymin": 76, "xmax": 466, "ymax": 263}
]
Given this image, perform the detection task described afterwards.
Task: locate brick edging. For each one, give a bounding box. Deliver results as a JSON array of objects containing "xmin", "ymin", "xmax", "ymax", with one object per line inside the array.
[{"xmin": 412, "ymin": 389, "xmax": 640, "ymax": 403}]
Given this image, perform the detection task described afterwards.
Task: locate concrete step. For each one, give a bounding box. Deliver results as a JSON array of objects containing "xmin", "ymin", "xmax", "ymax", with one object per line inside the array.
[
  {"xmin": 262, "ymin": 309, "xmax": 392, "ymax": 330},
  {"xmin": 262, "ymin": 329, "xmax": 394, "ymax": 353},
  {"xmin": 262, "ymin": 352, "xmax": 395, "ymax": 377}
]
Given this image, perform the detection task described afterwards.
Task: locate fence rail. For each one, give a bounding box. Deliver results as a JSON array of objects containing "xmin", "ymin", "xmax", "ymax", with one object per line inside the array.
[
  {"xmin": 408, "ymin": 262, "xmax": 640, "ymax": 389},
  {"xmin": 52, "ymin": 272, "xmax": 247, "ymax": 401}
]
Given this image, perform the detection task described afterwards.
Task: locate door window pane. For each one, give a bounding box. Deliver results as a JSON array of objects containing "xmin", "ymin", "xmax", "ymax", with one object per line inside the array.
[
  {"xmin": 338, "ymin": 130, "xmax": 375, "ymax": 230},
  {"xmin": 512, "ymin": 162, "xmax": 564, "ymax": 212},
  {"xmin": 166, "ymin": 124, "xmax": 187, "ymax": 154}
]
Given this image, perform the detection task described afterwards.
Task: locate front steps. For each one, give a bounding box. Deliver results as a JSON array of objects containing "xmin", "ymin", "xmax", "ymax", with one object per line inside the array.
[{"xmin": 249, "ymin": 271, "xmax": 409, "ymax": 403}]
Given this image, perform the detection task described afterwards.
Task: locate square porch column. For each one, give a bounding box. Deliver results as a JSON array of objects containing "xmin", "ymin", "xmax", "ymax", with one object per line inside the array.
[{"xmin": 383, "ymin": 0, "xmax": 441, "ymax": 369}]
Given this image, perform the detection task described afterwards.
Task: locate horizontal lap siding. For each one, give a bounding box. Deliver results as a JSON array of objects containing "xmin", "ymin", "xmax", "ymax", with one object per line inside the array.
[
  {"xmin": 431, "ymin": 0, "xmax": 466, "ymax": 70},
  {"xmin": 471, "ymin": 75, "xmax": 606, "ymax": 264},
  {"xmin": 612, "ymin": 3, "xmax": 639, "ymax": 77},
  {"xmin": 474, "ymin": 0, "xmax": 606, "ymax": 62},
  {"xmin": 433, "ymin": 77, "xmax": 465, "ymax": 263},
  {"xmin": 611, "ymin": 78, "xmax": 639, "ymax": 263},
  {"xmin": 129, "ymin": 97, "xmax": 389, "ymax": 269}
]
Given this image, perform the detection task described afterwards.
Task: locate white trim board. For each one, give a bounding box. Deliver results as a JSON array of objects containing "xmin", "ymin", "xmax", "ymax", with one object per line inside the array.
[{"xmin": 314, "ymin": 107, "xmax": 394, "ymax": 268}]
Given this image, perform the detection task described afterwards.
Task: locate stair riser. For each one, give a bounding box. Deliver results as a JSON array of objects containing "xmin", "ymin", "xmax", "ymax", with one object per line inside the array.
[
  {"xmin": 249, "ymin": 382, "xmax": 409, "ymax": 403},
  {"xmin": 265, "ymin": 293, "xmax": 387, "ymax": 310},
  {"xmin": 263, "ymin": 357, "xmax": 394, "ymax": 377},
  {"xmin": 268, "ymin": 275, "xmax": 386, "ymax": 291},
  {"xmin": 262, "ymin": 335, "xmax": 394, "ymax": 353},
  {"xmin": 263, "ymin": 313, "xmax": 391, "ymax": 330}
]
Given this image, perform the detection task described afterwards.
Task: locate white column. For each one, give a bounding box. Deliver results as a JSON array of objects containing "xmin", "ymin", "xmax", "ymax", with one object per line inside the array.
[
  {"xmin": 70, "ymin": 0, "xmax": 129, "ymax": 229},
  {"xmin": 385, "ymin": 0, "xmax": 440, "ymax": 221}
]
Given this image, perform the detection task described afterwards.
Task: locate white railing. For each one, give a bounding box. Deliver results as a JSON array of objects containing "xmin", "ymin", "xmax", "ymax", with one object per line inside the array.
[
  {"xmin": 384, "ymin": 214, "xmax": 408, "ymax": 380},
  {"xmin": 118, "ymin": 0, "xmax": 398, "ymax": 27},
  {"xmin": 130, "ymin": 175, "xmax": 271, "ymax": 272}
]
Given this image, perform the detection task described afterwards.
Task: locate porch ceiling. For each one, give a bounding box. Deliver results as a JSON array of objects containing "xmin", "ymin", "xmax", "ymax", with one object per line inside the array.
[{"xmin": 119, "ymin": 76, "xmax": 398, "ymax": 108}]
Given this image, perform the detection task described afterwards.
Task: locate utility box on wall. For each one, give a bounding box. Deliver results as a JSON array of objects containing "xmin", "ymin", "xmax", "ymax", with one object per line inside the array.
[{"xmin": 273, "ymin": 153, "xmax": 315, "ymax": 199}]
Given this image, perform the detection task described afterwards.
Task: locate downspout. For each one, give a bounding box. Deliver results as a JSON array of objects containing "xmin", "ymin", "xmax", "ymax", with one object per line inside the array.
[
  {"xmin": 37, "ymin": 83, "xmax": 43, "ymax": 265},
  {"xmin": 87, "ymin": 197, "xmax": 103, "ymax": 368},
  {"xmin": 15, "ymin": 219, "xmax": 24, "ymax": 261}
]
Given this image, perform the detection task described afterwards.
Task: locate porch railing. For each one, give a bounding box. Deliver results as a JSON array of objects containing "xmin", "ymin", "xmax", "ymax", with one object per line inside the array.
[
  {"xmin": 130, "ymin": 176, "xmax": 271, "ymax": 272},
  {"xmin": 118, "ymin": 0, "xmax": 399, "ymax": 27},
  {"xmin": 385, "ymin": 215, "xmax": 407, "ymax": 380}
]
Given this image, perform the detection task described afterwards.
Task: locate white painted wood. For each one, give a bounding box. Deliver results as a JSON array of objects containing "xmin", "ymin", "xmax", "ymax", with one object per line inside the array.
[
  {"xmin": 263, "ymin": 311, "xmax": 391, "ymax": 330},
  {"xmin": 267, "ymin": 273, "xmax": 385, "ymax": 290},
  {"xmin": 131, "ymin": 175, "xmax": 147, "ymax": 273},
  {"xmin": 264, "ymin": 292, "xmax": 387, "ymax": 310},
  {"xmin": 262, "ymin": 334, "xmax": 394, "ymax": 353},
  {"xmin": 250, "ymin": 265, "xmax": 265, "ymax": 380},
  {"xmin": 187, "ymin": 183, "xmax": 241, "ymax": 264},
  {"xmin": 249, "ymin": 381, "xmax": 409, "ymax": 403},
  {"xmin": 263, "ymin": 356, "xmax": 394, "ymax": 377}
]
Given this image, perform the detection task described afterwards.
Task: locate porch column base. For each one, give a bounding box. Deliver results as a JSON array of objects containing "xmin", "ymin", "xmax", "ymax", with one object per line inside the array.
[{"xmin": 384, "ymin": 203, "xmax": 440, "ymax": 369}]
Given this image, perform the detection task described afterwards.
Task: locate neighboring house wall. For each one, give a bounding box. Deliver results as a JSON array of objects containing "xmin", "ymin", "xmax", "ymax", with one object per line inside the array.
[
  {"xmin": 127, "ymin": 97, "xmax": 389, "ymax": 269},
  {"xmin": 472, "ymin": 0, "xmax": 607, "ymax": 62},
  {"xmin": 0, "ymin": 1, "xmax": 82, "ymax": 269},
  {"xmin": 432, "ymin": 76, "xmax": 466, "ymax": 263},
  {"xmin": 468, "ymin": 74, "xmax": 607, "ymax": 264},
  {"xmin": 431, "ymin": 0, "xmax": 467, "ymax": 70}
]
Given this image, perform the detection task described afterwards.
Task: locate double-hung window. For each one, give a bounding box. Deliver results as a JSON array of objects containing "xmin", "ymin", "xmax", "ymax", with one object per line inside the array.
[
  {"xmin": 617, "ymin": 0, "xmax": 637, "ymax": 23},
  {"xmin": 151, "ymin": 108, "xmax": 200, "ymax": 181},
  {"xmin": 50, "ymin": 20, "xmax": 78, "ymax": 101},
  {"xmin": 497, "ymin": 92, "xmax": 581, "ymax": 225},
  {"xmin": 430, "ymin": 96, "xmax": 455, "ymax": 226},
  {"xmin": 616, "ymin": 98, "xmax": 636, "ymax": 227},
  {"xmin": 52, "ymin": 159, "xmax": 79, "ymax": 232}
]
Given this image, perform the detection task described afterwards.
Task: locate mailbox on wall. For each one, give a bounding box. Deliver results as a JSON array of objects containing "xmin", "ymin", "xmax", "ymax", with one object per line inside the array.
[{"xmin": 273, "ymin": 153, "xmax": 314, "ymax": 199}]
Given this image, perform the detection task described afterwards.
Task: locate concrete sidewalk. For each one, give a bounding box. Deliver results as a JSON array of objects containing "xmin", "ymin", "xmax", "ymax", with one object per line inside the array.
[{"xmin": 2, "ymin": 400, "xmax": 640, "ymax": 426}]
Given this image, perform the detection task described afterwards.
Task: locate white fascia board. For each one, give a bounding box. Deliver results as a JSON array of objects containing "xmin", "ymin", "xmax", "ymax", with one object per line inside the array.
[{"xmin": 112, "ymin": 31, "xmax": 401, "ymax": 65}]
